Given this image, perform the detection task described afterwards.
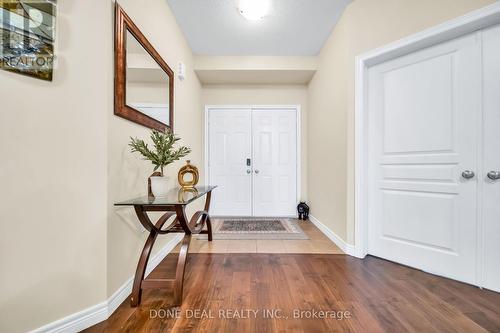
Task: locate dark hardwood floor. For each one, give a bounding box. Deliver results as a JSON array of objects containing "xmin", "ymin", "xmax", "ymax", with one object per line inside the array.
[{"xmin": 85, "ymin": 254, "xmax": 500, "ymax": 333}]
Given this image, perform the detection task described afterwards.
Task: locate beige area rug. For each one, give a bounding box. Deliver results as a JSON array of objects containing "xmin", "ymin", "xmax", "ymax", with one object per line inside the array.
[{"xmin": 196, "ymin": 217, "xmax": 309, "ymax": 240}]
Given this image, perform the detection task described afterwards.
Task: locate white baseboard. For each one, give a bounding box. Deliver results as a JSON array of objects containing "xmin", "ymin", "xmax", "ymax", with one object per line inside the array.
[
  {"xmin": 30, "ymin": 233, "xmax": 184, "ymax": 333},
  {"xmin": 30, "ymin": 301, "xmax": 109, "ymax": 333},
  {"xmin": 106, "ymin": 276, "xmax": 134, "ymax": 320},
  {"xmin": 308, "ymin": 215, "xmax": 358, "ymax": 257}
]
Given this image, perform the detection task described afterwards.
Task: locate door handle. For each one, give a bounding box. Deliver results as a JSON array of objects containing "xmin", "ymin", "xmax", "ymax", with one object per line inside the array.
[
  {"xmin": 462, "ymin": 170, "xmax": 475, "ymax": 179},
  {"xmin": 487, "ymin": 171, "xmax": 500, "ymax": 180},
  {"xmin": 255, "ymin": 169, "xmax": 260, "ymax": 174},
  {"xmin": 246, "ymin": 169, "xmax": 252, "ymax": 174}
]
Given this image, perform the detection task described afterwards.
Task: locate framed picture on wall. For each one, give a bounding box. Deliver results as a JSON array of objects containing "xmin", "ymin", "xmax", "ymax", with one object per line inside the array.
[{"xmin": 0, "ymin": 0, "xmax": 56, "ymax": 81}]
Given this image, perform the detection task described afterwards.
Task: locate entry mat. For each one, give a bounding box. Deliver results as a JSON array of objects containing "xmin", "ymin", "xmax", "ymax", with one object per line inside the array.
[{"xmin": 196, "ymin": 217, "xmax": 309, "ymax": 240}]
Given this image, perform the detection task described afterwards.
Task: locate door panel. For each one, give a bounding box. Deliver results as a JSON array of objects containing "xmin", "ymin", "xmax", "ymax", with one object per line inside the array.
[
  {"xmin": 367, "ymin": 33, "xmax": 481, "ymax": 284},
  {"xmin": 383, "ymin": 53, "xmax": 455, "ymax": 154},
  {"xmin": 482, "ymin": 25, "xmax": 500, "ymax": 292},
  {"xmin": 208, "ymin": 109, "xmax": 252, "ymax": 216},
  {"xmin": 252, "ymin": 109, "xmax": 297, "ymax": 216}
]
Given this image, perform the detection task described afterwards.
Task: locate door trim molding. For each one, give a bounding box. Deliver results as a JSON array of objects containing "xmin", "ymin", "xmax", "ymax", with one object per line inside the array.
[
  {"xmin": 204, "ymin": 105, "xmax": 302, "ymax": 215},
  {"xmin": 354, "ymin": 2, "xmax": 500, "ymax": 259}
]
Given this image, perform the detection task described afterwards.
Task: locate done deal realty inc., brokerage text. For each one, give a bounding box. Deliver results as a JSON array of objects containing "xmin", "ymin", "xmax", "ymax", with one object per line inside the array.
[{"xmin": 150, "ymin": 308, "xmax": 352, "ymax": 320}]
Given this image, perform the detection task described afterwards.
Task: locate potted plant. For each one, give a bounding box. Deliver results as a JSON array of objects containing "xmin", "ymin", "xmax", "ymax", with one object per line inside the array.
[{"xmin": 129, "ymin": 130, "xmax": 191, "ymax": 197}]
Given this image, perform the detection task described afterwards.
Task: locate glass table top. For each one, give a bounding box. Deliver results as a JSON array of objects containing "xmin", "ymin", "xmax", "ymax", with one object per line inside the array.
[{"xmin": 114, "ymin": 186, "xmax": 217, "ymax": 206}]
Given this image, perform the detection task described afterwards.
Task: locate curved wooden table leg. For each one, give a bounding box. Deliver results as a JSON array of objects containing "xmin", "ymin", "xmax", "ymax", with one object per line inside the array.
[
  {"xmin": 206, "ymin": 216, "xmax": 213, "ymax": 242},
  {"xmin": 131, "ymin": 228, "xmax": 158, "ymax": 307},
  {"xmin": 130, "ymin": 207, "xmax": 175, "ymax": 307},
  {"xmin": 204, "ymin": 191, "xmax": 213, "ymax": 241},
  {"xmin": 121, "ymin": 187, "xmax": 217, "ymax": 308},
  {"xmin": 173, "ymin": 234, "xmax": 191, "ymax": 306}
]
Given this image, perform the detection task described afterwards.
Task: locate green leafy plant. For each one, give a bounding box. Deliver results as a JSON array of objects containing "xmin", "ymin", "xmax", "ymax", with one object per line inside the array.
[{"xmin": 129, "ymin": 130, "xmax": 191, "ymax": 176}]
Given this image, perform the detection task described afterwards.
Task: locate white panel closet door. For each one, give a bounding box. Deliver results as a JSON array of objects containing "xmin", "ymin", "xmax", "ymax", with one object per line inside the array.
[
  {"xmin": 482, "ymin": 25, "xmax": 500, "ymax": 292},
  {"xmin": 367, "ymin": 33, "xmax": 481, "ymax": 284},
  {"xmin": 208, "ymin": 109, "xmax": 252, "ymax": 216},
  {"xmin": 252, "ymin": 109, "xmax": 297, "ymax": 216}
]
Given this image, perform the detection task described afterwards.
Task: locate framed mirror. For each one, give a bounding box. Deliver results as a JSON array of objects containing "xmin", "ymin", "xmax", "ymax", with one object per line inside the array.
[{"xmin": 115, "ymin": 4, "xmax": 174, "ymax": 131}]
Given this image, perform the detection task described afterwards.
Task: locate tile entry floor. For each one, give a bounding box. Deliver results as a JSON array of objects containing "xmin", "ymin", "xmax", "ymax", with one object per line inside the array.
[{"xmin": 173, "ymin": 219, "xmax": 344, "ymax": 254}]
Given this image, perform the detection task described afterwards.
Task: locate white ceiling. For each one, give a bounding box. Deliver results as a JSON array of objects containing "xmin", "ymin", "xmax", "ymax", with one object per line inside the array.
[{"xmin": 166, "ymin": 0, "xmax": 352, "ymax": 56}]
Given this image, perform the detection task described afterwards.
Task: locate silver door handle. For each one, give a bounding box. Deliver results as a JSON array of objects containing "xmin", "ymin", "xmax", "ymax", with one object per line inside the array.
[
  {"xmin": 462, "ymin": 170, "xmax": 475, "ymax": 179},
  {"xmin": 246, "ymin": 169, "xmax": 252, "ymax": 174},
  {"xmin": 255, "ymin": 169, "xmax": 260, "ymax": 174},
  {"xmin": 487, "ymin": 171, "xmax": 500, "ymax": 180}
]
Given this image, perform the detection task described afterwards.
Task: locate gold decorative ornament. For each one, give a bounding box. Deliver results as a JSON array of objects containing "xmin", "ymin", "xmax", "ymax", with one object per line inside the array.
[
  {"xmin": 177, "ymin": 187, "xmax": 199, "ymax": 203},
  {"xmin": 178, "ymin": 160, "xmax": 199, "ymax": 188}
]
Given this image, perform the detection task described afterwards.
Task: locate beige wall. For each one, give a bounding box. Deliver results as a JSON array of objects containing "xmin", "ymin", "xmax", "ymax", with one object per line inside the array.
[
  {"xmin": 307, "ymin": 0, "xmax": 495, "ymax": 244},
  {"xmin": 194, "ymin": 56, "xmax": 317, "ymax": 85},
  {"xmin": 202, "ymin": 84, "xmax": 308, "ymax": 200},
  {"xmin": 0, "ymin": 1, "xmax": 109, "ymax": 332},
  {"xmin": 0, "ymin": 0, "xmax": 201, "ymax": 331},
  {"xmin": 107, "ymin": 0, "xmax": 202, "ymax": 297},
  {"xmin": 1, "ymin": 0, "xmax": 495, "ymax": 331}
]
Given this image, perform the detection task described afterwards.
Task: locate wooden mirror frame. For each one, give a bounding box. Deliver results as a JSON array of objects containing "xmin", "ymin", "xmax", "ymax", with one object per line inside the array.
[{"xmin": 114, "ymin": 3, "xmax": 174, "ymax": 132}]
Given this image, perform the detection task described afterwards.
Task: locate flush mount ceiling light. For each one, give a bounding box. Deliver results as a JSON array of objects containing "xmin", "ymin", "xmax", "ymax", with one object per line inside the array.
[{"xmin": 238, "ymin": 0, "xmax": 271, "ymax": 21}]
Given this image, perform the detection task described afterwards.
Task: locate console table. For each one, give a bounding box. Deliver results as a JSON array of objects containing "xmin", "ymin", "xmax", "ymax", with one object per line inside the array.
[{"xmin": 115, "ymin": 186, "xmax": 216, "ymax": 307}]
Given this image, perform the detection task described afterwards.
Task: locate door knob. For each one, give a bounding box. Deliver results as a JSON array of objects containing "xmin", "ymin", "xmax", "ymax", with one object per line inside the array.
[
  {"xmin": 255, "ymin": 169, "xmax": 260, "ymax": 174},
  {"xmin": 462, "ymin": 170, "xmax": 475, "ymax": 179},
  {"xmin": 487, "ymin": 171, "xmax": 500, "ymax": 180},
  {"xmin": 246, "ymin": 169, "xmax": 252, "ymax": 174}
]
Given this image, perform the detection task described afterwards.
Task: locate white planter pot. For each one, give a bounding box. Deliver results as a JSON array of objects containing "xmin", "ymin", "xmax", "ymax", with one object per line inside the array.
[{"xmin": 150, "ymin": 176, "xmax": 170, "ymax": 197}]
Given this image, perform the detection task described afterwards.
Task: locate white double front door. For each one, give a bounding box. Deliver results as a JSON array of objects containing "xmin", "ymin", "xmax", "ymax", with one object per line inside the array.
[
  {"xmin": 207, "ymin": 107, "xmax": 298, "ymax": 217},
  {"xmin": 367, "ymin": 26, "xmax": 500, "ymax": 292}
]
